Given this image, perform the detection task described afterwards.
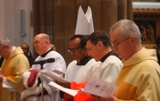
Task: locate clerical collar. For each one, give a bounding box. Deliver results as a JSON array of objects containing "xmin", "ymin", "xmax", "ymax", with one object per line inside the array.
[
  {"xmin": 77, "ymin": 56, "xmax": 92, "ymax": 65},
  {"xmin": 100, "ymin": 51, "xmax": 119, "ymax": 62},
  {"xmin": 40, "ymin": 48, "xmax": 54, "ymax": 57}
]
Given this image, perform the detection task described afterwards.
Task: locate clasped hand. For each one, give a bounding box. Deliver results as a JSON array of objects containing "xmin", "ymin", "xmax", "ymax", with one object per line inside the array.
[{"xmin": 56, "ymin": 81, "xmax": 70, "ymax": 88}]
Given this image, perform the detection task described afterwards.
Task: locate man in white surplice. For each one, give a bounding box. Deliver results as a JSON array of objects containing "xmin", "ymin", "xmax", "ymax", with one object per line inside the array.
[
  {"xmin": 66, "ymin": 35, "xmax": 100, "ymax": 82},
  {"xmin": 21, "ymin": 33, "xmax": 66, "ymax": 101},
  {"xmin": 87, "ymin": 31, "xmax": 123, "ymax": 84},
  {"xmin": 56, "ymin": 6, "xmax": 100, "ymax": 101},
  {"xmin": 65, "ymin": 6, "xmax": 100, "ymax": 83}
]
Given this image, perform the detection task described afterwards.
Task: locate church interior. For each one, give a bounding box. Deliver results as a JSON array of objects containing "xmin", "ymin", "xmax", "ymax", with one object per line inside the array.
[{"xmin": 0, "ymin": 0, "xmax": 160, "ymax": 65}]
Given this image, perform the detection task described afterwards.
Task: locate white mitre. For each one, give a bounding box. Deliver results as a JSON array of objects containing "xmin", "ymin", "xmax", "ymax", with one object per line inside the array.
[{"xmin": 75, "ymin": 6, "xmax": 94, "ymax": 35}]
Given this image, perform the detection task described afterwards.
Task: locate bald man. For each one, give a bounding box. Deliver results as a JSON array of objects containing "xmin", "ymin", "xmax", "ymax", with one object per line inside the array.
[{"xmin": 21, "ymin": 33, "xmax": 66, "ymax": 101}]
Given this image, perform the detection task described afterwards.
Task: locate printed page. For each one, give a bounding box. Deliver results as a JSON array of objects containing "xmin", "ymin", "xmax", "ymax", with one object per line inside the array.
[
  {"xmin": 83, "ymin": 77, "xmax": 118, "ymax": 98},
  {"xmin": 40, "ymin": 70, "xmax": 69, "ymax": 83},
  {"xmin": 49, "ymin": 76, "xmax": 118, "ymax": 98}
]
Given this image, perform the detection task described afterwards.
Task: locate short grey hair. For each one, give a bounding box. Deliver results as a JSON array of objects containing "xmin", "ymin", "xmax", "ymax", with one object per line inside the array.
[
  {"xmin": 109, "ymin": 19, "xmax": 141, "ymax": 43},
  {"xmin": 0, "ymin": 37, "xmax": 10, "ymax": 47}
]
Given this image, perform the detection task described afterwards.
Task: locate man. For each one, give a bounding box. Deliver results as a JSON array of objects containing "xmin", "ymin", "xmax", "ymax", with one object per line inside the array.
[
  {"xmin": 20, "ymin": 43, "xmax": 34, "ymax": 66},
  {"xmin": 87, "ymin": 30, "xmax": 123, "ymax": 83},
  {"xmin": 0, "ymin": 37, "xmax": 30, "ymax": 101},
  {"xmin": 57, "ymin": 35, "xmax": 100, "ymax": 101},
  {"xmin": 64, "ymin": 5, "xmax": 99, "ymax": 83},
  {"xmin": 94, "ymin": 19, "xmax": 160, "ymax": 101},
  {"xmin": 21, "ymin": 33, "xmax": 66, "ymax": 101},
  {"xmin": 60, "ymin": 32, "xmax": 122, "ymax": 101},
  {"xmin": 65, "ymin": 35, "xmax": 100, "ymax": 82}
]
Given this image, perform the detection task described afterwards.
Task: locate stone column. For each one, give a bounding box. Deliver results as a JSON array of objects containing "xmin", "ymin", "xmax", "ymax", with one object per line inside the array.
[
  {"xmin": 117, "ymin": 0, "xmax": 127, "ymax": 20},
  {"xmin": 127, "ymin": 0, "xmax": 133, "ymax": 20},
  {"xmin": 102, "ymin": 0, "xmax": 117, "ymax": 33}
]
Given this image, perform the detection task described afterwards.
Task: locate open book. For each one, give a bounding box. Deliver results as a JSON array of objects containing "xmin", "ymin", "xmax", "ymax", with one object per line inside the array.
[{"xmin": 49, "ymin": 77, "xmax": 118, "ymax": 98}]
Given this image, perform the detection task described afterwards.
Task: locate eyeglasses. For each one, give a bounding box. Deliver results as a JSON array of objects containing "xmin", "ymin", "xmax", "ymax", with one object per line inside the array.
[
  {"xmin": 21, "ymin": 47, "xmax": 29, "ymax": 51},
  {"xmin": 68, "ymin": 47, "xmax": 81, "ymax": 52},
  {"xmin": 112, "ymin": 36, "xmax": 130, "ymax": 47}
]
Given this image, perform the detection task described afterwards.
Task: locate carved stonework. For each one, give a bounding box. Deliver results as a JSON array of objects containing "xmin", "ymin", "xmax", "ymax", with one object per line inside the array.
[
  {"xmin": 133, "ymin": 8, "xmax": 160, "ymax": 19},
  {"xmin": 133, "ymin": 8, "xmax": 160, "ymax": 13},
  {"xmin": 133, "ymin": 2, "xmax": 160, "ymax": 48}
]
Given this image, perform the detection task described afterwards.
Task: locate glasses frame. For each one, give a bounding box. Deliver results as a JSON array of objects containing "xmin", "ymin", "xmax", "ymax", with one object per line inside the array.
[
  {"xmin": 68, "ymin": 47, "xmax": 81, "ymax": 53},
  {"xmin": 112, "ymin": 36, "xmax": 130, "ymax": 47}
]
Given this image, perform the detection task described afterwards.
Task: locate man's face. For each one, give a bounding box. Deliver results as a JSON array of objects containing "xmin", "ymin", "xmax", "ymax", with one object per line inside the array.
[
  {"xmin": 68, "ymin": 38, "xmax": 86, "ymax": 60},
  {"xmin": 86, "ymin": 40, "xmax": 100, "ymax": 61},
  {"xmin": 0, "ymin": 45, "xmax": 10, "ymax": 59},
  {"xmin": 34, "ymin": 36, "xmax": 47, "ymax": 55},
  {"xmin": 110, "ymin": 29, "xmax": 130, "ymax": 60},
  {"xmin": 21, "ymin": 44, "xmax": 29, "ymax": 55}
]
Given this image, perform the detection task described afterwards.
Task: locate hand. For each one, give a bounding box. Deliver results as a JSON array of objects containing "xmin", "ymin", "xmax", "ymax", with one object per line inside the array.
[
  {"xmin": 56, "ymin": 81, "xmax": 70, "ymax": 88},
  {"xmin": 92, "ymin": 95, "xmax": 118, "ymax": 101}
]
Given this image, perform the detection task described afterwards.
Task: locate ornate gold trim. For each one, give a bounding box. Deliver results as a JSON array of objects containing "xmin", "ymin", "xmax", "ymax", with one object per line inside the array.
[
  {"xmin": 133, "ymin": 8, "xmax": 160, "ymax": 13},
  {"xmin": 133, "ymin": 8, "xmax": 160, "ymax": 19}
]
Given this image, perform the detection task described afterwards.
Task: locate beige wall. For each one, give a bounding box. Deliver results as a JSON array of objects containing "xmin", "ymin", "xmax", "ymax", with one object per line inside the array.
[
  {"xmin": 0, "ymin": 0, "xmax": 5, "ymax": 37},
  {"xmin": 0, "ymin": 0, "xmax": 34, "ymax": 53}
]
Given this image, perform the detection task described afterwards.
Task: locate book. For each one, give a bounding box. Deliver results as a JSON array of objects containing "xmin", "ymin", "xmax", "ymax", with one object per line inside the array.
[
  {"xmin": 49, "ymin": 76, "xmax": 118, "ymax": 98},
  {"xmin": 82, "ymin": 77, "xmax": 118, "ymax": 98}
]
